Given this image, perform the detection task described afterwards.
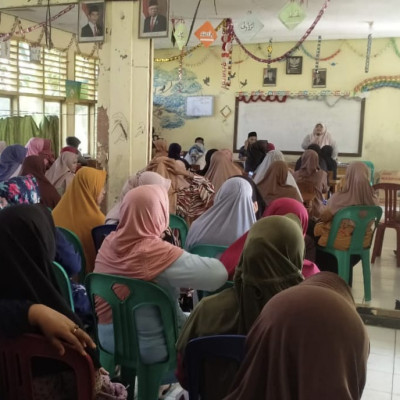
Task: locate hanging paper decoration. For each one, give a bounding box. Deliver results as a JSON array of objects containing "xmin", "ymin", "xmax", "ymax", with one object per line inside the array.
[
  {"xmin": 65, "ymin": 80, "xmax": 82, "ymax": 103},
  {"xmin": 221, "ymin": 19, "xmax": 233, "ymax": 90},
  {"xmin": 195, "ymin": 21, "xmax": 217, "ymax": 48},
  {"xmin": 233, "ymin": 14, "xmax": 264, "ymax": 42},
  {"xmin": 365, "ymin": 34, "xmax": 372, "ymax": 73},
  {"xmin": 174, "ymin": 21, "xmax": 188, "ymax": 50},
  {"xmin": 279, "ymin": 2, "xmax": 306, "ymax": 30},
  {"xmin": 0, "ymin": 41, "xmax": 10, "ymax": 59},
  {"xmin": 354, "ymin": 75, "xmax": 400, "ymax": 94},
  {"xmin": 30, "ymin": 45, "xmax": 41, "ymax": 63},
  {"xmin": 267, "ymin": 39, "xmax": 273, "ymax": 67},
  {"xmin": 314, "ymin": 35, "xmax": 322, "ymax": 72}
]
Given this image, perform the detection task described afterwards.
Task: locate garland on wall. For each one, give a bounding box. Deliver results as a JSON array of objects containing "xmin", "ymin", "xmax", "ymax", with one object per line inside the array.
[
  {"xmin": 354, "ymin": 75, "xmax": 400, "ymax": 93},
  {"xmin": 236, "ymin": 90, "xmax": 355, "ymax": 100}
]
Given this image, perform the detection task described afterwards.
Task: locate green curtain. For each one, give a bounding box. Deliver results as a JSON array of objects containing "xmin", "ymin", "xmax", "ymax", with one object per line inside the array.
[{"xmin": 0, "ymin": 115, "xmax": 60, "ymax": 155}]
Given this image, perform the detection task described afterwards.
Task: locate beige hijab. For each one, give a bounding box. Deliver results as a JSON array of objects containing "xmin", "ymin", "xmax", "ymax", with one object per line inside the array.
[{"xmin": 45, "ymin": 152, "xmax": 77, "ymax": 194}]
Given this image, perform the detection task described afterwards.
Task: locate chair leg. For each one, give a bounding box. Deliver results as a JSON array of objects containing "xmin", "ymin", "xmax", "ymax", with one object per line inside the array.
[
  {"xmin": 337, "ymin": 255, "xmax": 351, "ymax": 285},
  {"xmin": 361, "ymin": 252, "xmax": 372, "ymax": 302},
  {"xmin": 371, "ymin": 226, "xmax": 385, "ymax": 263}
]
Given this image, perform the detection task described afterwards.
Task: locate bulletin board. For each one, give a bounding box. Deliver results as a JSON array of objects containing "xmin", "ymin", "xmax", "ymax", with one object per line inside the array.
[{"xmin": 186, "ymin": 96, "xmax": 214, "ymax": 117}]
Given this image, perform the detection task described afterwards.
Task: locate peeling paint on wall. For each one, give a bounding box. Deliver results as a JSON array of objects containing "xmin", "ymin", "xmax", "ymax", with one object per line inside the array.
[{"xmin": 97, "ymin": 106, "xmax": 109, "ymax": 169}]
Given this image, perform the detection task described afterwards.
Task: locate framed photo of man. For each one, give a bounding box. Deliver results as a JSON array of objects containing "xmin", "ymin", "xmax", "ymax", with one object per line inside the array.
[
  {"xmin": 263, "ymin": 68, "xmax": 277, "ymax": 87},
  {"xmin": 78, "ymin": 0, "xmax": 105, "ymax": 43},
  {"xmin": 139, "ymin": 0, "xmax": 169, "ymax": 38},
  {"xmin": 312, "ymin": 68, "xmax": 327, "ymax": 88}
]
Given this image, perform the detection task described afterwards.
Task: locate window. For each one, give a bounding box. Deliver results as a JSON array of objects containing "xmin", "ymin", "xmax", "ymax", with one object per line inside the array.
[
  {"xmin": 0, "ymin": 97, "xmax": 11, "ymax": 118},
  {"xmin": 75, "ymin": 54, "xmax": 98, "ymax": 101},
  {"xmin": 75, "ymin": 104, "xmax": 89, "ymax": 154}
]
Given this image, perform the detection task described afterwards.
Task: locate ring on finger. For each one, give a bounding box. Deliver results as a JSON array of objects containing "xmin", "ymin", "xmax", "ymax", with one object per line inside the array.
[{"xmin": 72, "ymin": 325, "xmax": 79, "ymax": 334}]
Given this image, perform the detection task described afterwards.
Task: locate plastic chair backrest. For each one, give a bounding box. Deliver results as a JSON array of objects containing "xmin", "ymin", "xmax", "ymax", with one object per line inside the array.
[
  {"xmin": 169, "ymin": 214, "xmax": 188, "ymax": 248},
  {"xmin": 373, "ymin": 183, "xmax": 400, "ymax": 225},
  {"xmin": 57, "ymin": 226, "xmax": 86, "ymax": 284},
  {"xmin": 184, "ymin": 335, "xmax": 246, "ymax": 400},
  {"xmin": 0, "ymin": 333, "xmax": 95, "ymax": 400},
  {"xmin": 85, "ymin": 273, "xmax": 179, "ymax": 400},
  {"xmin": 53, "ymin": 261, "xmax": 75, "ymax": 311},
  {"xmin": 189, "ymin": 244, "xmax": 228, "ymax": 259},
  {"xmin": 361, "ymin": 161, "xmax": 375, "ymax": 185},
  {"xmin": 91, "ymin": 224, "xmax": 118, "ymax": 254}
]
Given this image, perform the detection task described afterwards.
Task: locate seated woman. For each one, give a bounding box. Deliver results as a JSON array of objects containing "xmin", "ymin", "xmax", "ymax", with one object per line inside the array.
[
  {"xmin": 295, "ymin": 143, "xmax": 328, "ymax": 172},
  {"xmin": 176, "ymin": 215, "xmax": 304, "ymax": 399},
  {"xmin": 0, "ymin": 144, "xmax": 28, "ymax": 181},
  {"xmin": 293, "ymin": 149, "xmax": 329, "ymax": 220},
  {"xmin": 314, "ymin": 161, "xmax": 379, "ymax": 273},
  {"xmin": 220, "ymin": 197, "xmax": 319, "ymax": 279},
  {"xmin": 185, "ymin": 177, "xmax": 257, "ymax": 250},
  {"xmin": 224, "ymin": 272, "xmax": 369, "ymax": 400},
  {"xmin": 106, "ymin": 170, "xmax": 171, "ymax": 225},
  {"xmin": 45, "ymin": 151, "xmax": 78, "ymax": 195},
  {"xmin": 25, "ymin": 137, "xmax": 55, "ymax": 168},
  {"xmin": 0, "ymin": 204, "xmax": 127, "ymax": 399},
  {"xmin": 198, "ymin": 148, "xmax": 218, "ymax": 176},
  {"xmin": 52, "ymin": 167, "xmax": 107, "ymax": 272},
  {"xmin": 256, "ymin": 160, "xmax": 302, "ymax": 207},
  {"xmin": 204, "ymin": 150, "xmax": 243, "ymax": 192},
  {"xmin": 94, "ymin": 185, "xmax": 227, "ymax": 368},
  {"xmin": 152, "ymin": 138, "xmax": 169, "ymax": 159},
  {"xmin": 244, "ymin": 140, "xmax": 269, "ymax": 173},
  {"xmin": 321, "ymin": 145, "xmax": 338, "ymax": 180},
  {"xmin": 20, "ymin": 155, "xmax": 61, "ymax": 209}
]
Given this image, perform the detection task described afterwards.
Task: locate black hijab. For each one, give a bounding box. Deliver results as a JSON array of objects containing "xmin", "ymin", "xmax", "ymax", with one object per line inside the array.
[
  {"xmin": 199, "ymin": 148, "xmax": 218, "ymax": 176},
  {"xmin": 168, "ymin": 143, "xmax": 182, "ymax": 160},
  {"xmin": 245, "ymin": 140, "xmax": 269, "ymax": 172}
]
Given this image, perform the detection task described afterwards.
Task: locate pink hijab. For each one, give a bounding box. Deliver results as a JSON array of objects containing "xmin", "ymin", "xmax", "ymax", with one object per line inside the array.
[
  {"xmin": 25, "ymin": 137, "xmax": 55, "ymax": 167},
  {"xmin": 327, "ymin": 162, "xmax": 378, "ymax": 214}
]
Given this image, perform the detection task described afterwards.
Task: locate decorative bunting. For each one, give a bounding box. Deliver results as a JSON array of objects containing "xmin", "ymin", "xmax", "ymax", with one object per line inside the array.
[
  {"xmin": 221, "ymin": 19, "xmax": 233, "ymax": 89},
  {"xmin": 314, "ymin": 35, "xmax": 322, "ymax": 72},
  {"xmin": 365, "ymin": 34, "xmax": 372, "ymax": 73},
  {"xmin": 195, "ymin": 21, "xmax": 217, "ymax": 48},
  {"xmin": 0, "ymin": 41, "xmax": 10, "ymax": 59}
]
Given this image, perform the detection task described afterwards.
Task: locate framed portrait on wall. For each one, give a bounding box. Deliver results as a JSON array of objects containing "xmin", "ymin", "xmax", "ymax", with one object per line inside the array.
[
  {"xmin": 78, "ymin": 0, "xmax": 105, "ymax": 43},
  {"xmin": 263, "ymin": 68, "xmax": 277, "ymax": 87},
  {"xmin": 286, "ymin": 56, "xmax": 303, "ymax": 74},
  {"xmin": 139, "ymin": 0, "xmax": 169, "ymax": 39},
  {"xmin": 312, "ymin": 68, "xmax": 327, "ymax": 88}
]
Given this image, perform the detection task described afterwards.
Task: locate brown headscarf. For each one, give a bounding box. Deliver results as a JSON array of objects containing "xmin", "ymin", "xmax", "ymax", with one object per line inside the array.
[
  {"xmin": 20, "ymin": 155, "xmax": 61, "ymax": 209},
  {"xmin": 224, "ymin": 272, "xmax": 369, "ymax": 400},
  {"xmin": 205, "ymin": 150, "xmax": 242, "ymax": 192},
  {"xmin": 257, "ymin": 160, "xmax": 302, "ymax": 206},
  {"xmin": 152, "ymin": 138, "xmax": 168, "ymax": 158},
  {"xmin": 327, "ymin": 161, "xmax": 378, "ymax": 215}
]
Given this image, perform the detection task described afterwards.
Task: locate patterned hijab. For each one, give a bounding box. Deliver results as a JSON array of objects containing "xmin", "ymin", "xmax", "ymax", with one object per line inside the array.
[
  {"xmin": 0, "ymin": 144, "xmax": 28, "ymax": 181},
  {"xmin": 327, "ymin": 161, "xmax": 378, "ymax": 214},
  {"xmin": 52, "ymin": 167, "xmax": 106, "ymax": 271},
  {"xmin": 224, "ymin": 272, "xmax": 368, "ymax": 400},
  {"xmin": 0, "ymin": 175, "xmax": 40, "ymax": 205}
]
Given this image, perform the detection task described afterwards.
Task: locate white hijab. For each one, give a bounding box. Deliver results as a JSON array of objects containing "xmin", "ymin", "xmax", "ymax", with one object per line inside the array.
[{"xmin": 185, "ymin": 177, "xmax": 257, "ymax": 250}]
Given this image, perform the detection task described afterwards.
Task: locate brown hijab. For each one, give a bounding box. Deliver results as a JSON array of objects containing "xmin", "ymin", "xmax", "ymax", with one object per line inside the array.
[
  {"xmin": 20, "ymin": 155, "xmax": 61, "ymax": 209},
  {"xmin": 327, "ymin": 161, "xmax": 378, "ymax": 214},
  {"xmin": 224, "ymin": 272, "xmax": 369, "ymax": 400},
  {"xmin": 205, "ymin": 150, "xmax": 243, "ymax": 192},
  {"xmin": 257, "ymin": 160, "xmax": 302, "ymax": 206}
]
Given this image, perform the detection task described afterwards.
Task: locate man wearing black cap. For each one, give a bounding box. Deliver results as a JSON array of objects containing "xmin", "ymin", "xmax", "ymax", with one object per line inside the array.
[
  {"xmin": 81, "ymin": 4, "xmax": 103, "ymax": 38},
  {"xmin": 143, "ymin": 0, "xmax": 167, "ymax": 33},
  {"xmin": 239, "ymin": 131, "xmax": 257, "ymax": 161}
]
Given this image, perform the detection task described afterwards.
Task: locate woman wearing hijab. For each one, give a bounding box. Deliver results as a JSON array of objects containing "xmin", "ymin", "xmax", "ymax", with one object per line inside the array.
[
  {"xmin": 198, "ymin": 148, "xmax": 218, "ymax": 176},
  {"xmin": 176, "ymin": 215, "xmax": 305, "ymax": 399},
  {"xmin": 94, "ymin": 185, "xmax": 227, "ymax": 364},
  {"xmin": 0, "ymin": 205, "xmax": 127, "ymax": 399},
  {"xmin": 52, "ymin": 167, "xmax": 107, "ymax": 272},
  {"xmin": 152, "ymin": 138, "xmax": 168, "ymax": 159},
  {"xmin": 293, "ymin": 149, "xmax": 329, "ymax": 220},
  {"xmin": 321, "ymin": 145, "xmax": 338, "ymax": 179},
  {"xmin": 45, "ymin": 151, "xmax": 78, "ymax": 195},
  {"xmin": 295, "ymin": 144, "xmax": 328, "ymax": 172},
  {"xmin": 21, "ymin": 155, "xmax": 61, "ymax": 209},
  {"xmin": 105, "ymin": 170, "xmax": 171, "ymax": 225},
  {"xmin": 257, "ymin": 160, "xmax": 302, "ymax": 207},
  {"xmin": 0, "ymin": 144, "xmax": 27, "ymax": 181},
  {"xmin": 220, "ymin": 197, "xmax": 319, "ymax": 279},
  {"xmin": 0, "ymin": 175, "xmax": 40, "ymax": 206},
  {"xmin": 168, "ymin": 142, "xmax": 190, "ymax": 170},
  {"xmin": 185, "ymin": 177, "xmax": 257, "ymax": 250},
  {"xmin": 245, "ymin": 140, "xmax": 269, "ymax": 173},
  {"xmin": 25, "ymin": 137, "xmax": 55, "ymax": 168},
  {"xmin": 204, "ymin": 150, "xmax": 243, "ymax": 193},
  {"xmin": 301, "ymin": 122, "xmax": 338, "ymax": 159},
  {"xmin": 314, "ymin": 161, "xmax": 379, "ymax": 272},
  {"xmin": 224, "ymin": 272, "xmax": 369, "ymax": 400}
]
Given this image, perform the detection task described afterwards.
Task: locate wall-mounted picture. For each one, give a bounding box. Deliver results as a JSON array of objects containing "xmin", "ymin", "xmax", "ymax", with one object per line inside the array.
[
  {"xmin": 139, "ymin": 0, "xmax": 169, "ymax": 39},
  {"xmin": 286, "ymin": 56, "xmax": 303, "ymax": 74},
  {"xmin": 78, "ymin": 0, "xmax": 105, "ymax": 43},
  {"xmin": 312, "ymin": 68, "xmax": 327, "ymax": 88},
  {"xmin": 263, "ymin": 68, "xmax": 277, "ymax": 87}
]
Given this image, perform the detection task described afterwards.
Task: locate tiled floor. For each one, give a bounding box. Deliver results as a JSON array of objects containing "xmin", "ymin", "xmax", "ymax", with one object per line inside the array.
[{"xmin": 161, "ymin": 228, "xmax": 400, "ymax": 400}]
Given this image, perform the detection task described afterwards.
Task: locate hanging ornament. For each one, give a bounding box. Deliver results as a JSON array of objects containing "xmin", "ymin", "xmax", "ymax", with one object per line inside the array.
[
  {"xmin": 233, "ymin": 13, "xmax": 264, "ymax": 42},
  {"xmin": 0, "ymin": 41, "xmax": 10, "ymax": 59},
  {"xmin": 30, "ymin": 45, "xmax": 41, "ymax": 63},
  {"xmin": 221, "ymin": 19, "xmax": 233, "ymax": 90},
  {"xmin": 279, "ymin": 1, "xmax": 306, "ymax": 30},
  {"xmin": 195, "ymin": 21, "xmax": 217, "ymax": 48},
  {"xmin": 267, "ymin": 39, "xmax": 273, "ymax": 68},
  {"xmin": 365, "ymin": 22, "xmax": 373, "ymax": 73},
  {"xmin": 174, "ymin": 20, "xmax": 188, "ymax": 50},
  {"xmin": 314, "ymin": 35, "xmax": 322, "ymax": 72}
]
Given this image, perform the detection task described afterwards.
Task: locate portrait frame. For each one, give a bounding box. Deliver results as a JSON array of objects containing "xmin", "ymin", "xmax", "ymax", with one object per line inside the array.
[
  {"xmin": 312, "ymin": 68, "xmax": 327, "ymax": 88},
  {"xmin": 78, "ymin": 0, "xmax": 105, "ymax": 43},
  {"xmin": 286, "ymin": 56, "xmax": 303, "ymax": 75},
  {"xmin": 139, "ymin": 0, "xmax": 169, "ymax": 39},
  {"xmin": 262, "ymin": 68, "xmax": 277, "ymax": 87}
]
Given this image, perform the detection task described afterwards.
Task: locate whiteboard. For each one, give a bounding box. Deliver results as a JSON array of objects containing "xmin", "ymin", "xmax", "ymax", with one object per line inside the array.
[
  {"xmin": 234, "ymin": 97, "xmax": 365, "ymax": 156},
  {"xmin": 186, "ymin": 96, "xmax": 214, "ymax": 117}
]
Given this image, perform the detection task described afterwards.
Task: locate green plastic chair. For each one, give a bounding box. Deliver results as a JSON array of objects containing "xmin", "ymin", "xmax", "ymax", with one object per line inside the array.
[
  {"xmin": 361, "ymin": 161, "xmax": 375, "ymax": 185},
  {"xmin": 52, "ymin": 261, "xmax": 75, "ymax": 311},
  {"xmin": 57, "ymin": 227, "xmax": 87, "ymax": 284},
  {"xmin": 85, "ymin": 273, "xmax": 178, "ymax": 400},
  {"xmin": 169, "ymin": 214, "xmax": 188, "ymax": 248},
  {"xmin": 316, "ymin": 205, "xmax": 382, "ymax": 302}
]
